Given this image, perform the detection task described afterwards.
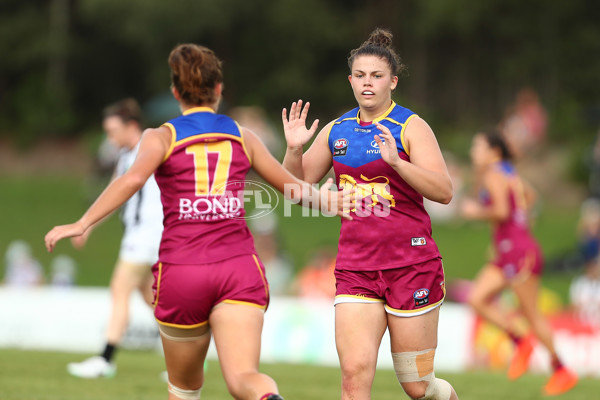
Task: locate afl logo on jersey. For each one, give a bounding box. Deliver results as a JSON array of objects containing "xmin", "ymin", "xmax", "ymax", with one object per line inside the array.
[
  {"xmin": 411, "ymin": 237, "xmax": 427, "ymax": 246},
  {"xmin": 333, "ymin": 138, "xmax": 348, "ymax": 157},
  {"xmin": 413, "ymin": 288, "xmax": 430, "ymax": 306}
]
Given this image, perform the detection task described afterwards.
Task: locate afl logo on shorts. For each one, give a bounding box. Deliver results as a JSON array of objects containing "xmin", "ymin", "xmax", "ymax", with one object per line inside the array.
[
  {"xmin": 413, "ymin": 288, "xmax": 430, "ymax": 307},
  {"xmin": 333, "ymin": 138, "xmax": 348, "ymax": 157}
]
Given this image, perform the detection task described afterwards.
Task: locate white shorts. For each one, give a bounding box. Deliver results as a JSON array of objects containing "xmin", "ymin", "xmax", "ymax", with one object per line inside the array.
[{"xmin": 119, "ymin": 224, "xmax": 162, "ymax": 265}]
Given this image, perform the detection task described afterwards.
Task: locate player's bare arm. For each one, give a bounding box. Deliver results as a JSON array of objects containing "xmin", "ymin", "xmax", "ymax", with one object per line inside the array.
[
  {"xmin": 374, "ymin": 117, "xmax": 452, "ymax": 204},
  {"xmin": 45, "ymin": 127, "xmax": 170, "ymax": 252},
  {"xmin": 461, "ymin": 170, "xmax": 510, "ymax": 223},
  {"xmin": 244, "ymin": 127, "xmax": 352, "ymax": 220},
  {"xmin": 282, "ymin": 99, "xmax": 333, "ymax": 183}
]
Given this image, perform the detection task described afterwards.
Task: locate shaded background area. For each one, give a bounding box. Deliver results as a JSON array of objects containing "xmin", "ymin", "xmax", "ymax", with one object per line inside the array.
[{"xmin": 1, "ymin": 0, "xmax": 598, "ymax": 145}]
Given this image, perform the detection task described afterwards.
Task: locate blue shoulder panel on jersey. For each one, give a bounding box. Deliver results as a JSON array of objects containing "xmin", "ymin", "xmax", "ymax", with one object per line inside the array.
[
  {"xmin": 168, "ymin": 112, "xmax": 241, "ymax": 142},
  {"xmin": 499, "ymin": 160, "xmax": 515, "ymax": 175}
]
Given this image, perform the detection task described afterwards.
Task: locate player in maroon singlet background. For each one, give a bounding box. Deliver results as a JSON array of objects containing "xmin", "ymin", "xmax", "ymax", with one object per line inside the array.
[{"xmin": 461, "ymin": 130, "xmax": 578, "ymax": 396}]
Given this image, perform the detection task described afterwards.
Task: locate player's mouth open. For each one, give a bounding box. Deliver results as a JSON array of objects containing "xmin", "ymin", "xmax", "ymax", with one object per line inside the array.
[{"xmin": 362, "ymin": 91, "xmax": 374, "ymax": 96}]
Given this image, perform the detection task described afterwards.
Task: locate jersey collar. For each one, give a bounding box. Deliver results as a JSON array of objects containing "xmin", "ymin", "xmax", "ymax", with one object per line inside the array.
[
  {"xmin": 183, "ymin": 106, "xmax": 215, "ymax": 115},
  {"xmin": 356, "ymin": 101, "xmax": 396, "ymax": 124}
]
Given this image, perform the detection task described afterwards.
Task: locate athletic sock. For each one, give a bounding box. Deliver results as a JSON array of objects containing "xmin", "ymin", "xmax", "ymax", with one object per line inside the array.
[
  {"xmin": 508, "ymin": 331, "xmax": 522, "ymax": 345},
  {"xmin": 260, "ymin": 393, "xmax": 284, "ymax": 400},
  {"xmin": 551, "ymin": 355, "xmax": 564, "ymax": 371},
  {"xmin": 101, "ymin": 343, "xmax": 117, "ymax": 363}
]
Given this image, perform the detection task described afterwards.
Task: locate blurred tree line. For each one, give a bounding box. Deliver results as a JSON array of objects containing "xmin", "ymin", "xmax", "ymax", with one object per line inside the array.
[{"xmin": 0, "ymin": 0, "xmax": 598, "ymax": 146}]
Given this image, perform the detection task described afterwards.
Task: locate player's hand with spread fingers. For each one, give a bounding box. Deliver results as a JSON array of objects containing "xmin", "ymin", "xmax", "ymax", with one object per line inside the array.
[
  {"xmin": 45, "ymin": 221, "xmax": 87, "ymax": 253},
  {"xmin": 282, "ymin": 99, "xmax": 320, "ymax": 150},
  {"xmin": 374, "ymin": 122, "xmax": 401, "ymax": 168},
  {"xmin": 318, "ymin": 178, "xmax": 354, "ymax": 221}
]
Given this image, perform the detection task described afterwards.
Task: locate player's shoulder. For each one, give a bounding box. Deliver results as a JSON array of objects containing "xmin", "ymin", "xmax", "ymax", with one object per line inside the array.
[
  {"xmin": 333, "ymin": 107, "xmax": 360, "ymax": 125},
  {"xmin": 388, "ymin": 102, "xmax": 416, "ymax": 121}
]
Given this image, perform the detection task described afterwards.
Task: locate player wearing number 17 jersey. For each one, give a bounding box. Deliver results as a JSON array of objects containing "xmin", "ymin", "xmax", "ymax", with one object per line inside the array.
[
  {"xmin": 45, "ymin": 43, "xmax": 350, "ymax": 400},
  {"xmin": 157, "ymin": 108, "xmax": 256, "ymax": 265}
]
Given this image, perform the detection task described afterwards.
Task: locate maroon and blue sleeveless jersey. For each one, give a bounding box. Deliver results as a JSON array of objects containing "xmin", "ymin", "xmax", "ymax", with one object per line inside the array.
[
  {"xmin": 155, "ymin": 107, "xmax": 256, "ymax": 264},
  {"xmin": 480, "ymin": 161, "xmax": 538, "ymax": 250},
  {"xmin": 328, "ymin": 102, "xmax": 441, "ymax": 271}
]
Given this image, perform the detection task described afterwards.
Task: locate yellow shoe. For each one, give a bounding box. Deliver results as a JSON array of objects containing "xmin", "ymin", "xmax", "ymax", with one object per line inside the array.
[
  {"xmin": 543, "ymin": 367, "xmax": 578, "ymax": 396},
  {"xmin": 507, "ymin": 336, "xmax": 534, "ymax": 380}
]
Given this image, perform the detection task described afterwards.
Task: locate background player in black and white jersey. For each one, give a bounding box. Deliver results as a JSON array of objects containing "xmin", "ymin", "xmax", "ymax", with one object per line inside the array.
[{"xmin": 67, "ymin": 98, "xmax": 164, "ymax": 378}]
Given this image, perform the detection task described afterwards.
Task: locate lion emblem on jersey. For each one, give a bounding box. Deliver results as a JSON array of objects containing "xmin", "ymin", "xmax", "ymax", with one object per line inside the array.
[{"xmin": 339, "ymin": 174, "xmax": 396, "ymax": 212}]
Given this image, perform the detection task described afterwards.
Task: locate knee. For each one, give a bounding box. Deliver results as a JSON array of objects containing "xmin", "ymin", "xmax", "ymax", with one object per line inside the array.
[
  {"xmin": 223, "ymin": 370, "xmax": 267, "ymax": 399},
  {"xmin": 222, "ymin": 372, "xmax": 246, "ymax": 398},
  {"xmin": 402, "ymin": 378, "xmax": 453, "ymax": 400},
  {"xmin": 401, "ymin": 381, "xmax": 428, "ymax": 399},
  {"xmin": 393, "ymin": 350, "xmax": 453, "ymax": 399},
  {"xmin": 340, "ymin": 357, "xmax": 374, "ymax": 381}
]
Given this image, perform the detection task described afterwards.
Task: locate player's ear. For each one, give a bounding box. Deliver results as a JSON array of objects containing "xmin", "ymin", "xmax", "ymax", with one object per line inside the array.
[
  {"xmin": 171, "ymin": 85, "xmax": 181, "ymax": 101},
  {"xmin": 390, "ymin": 75, "xmax": 398, "ymax": 91}
]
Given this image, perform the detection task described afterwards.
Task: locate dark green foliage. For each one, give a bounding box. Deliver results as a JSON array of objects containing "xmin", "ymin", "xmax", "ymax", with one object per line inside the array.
[{"xmin": 0, "ymin": 1, "xmax": 598, "ymax": 144}]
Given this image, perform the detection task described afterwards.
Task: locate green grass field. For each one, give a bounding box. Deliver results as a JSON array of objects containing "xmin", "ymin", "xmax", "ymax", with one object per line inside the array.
[{"xmin": 0, "ymin": 349, "xmax": 597, "ymax": 400}]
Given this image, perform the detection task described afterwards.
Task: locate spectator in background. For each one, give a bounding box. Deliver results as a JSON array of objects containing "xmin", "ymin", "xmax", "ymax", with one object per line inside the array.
[
  {"xmin": 501, "ymin": 88, "xmax": 548, "ymax": 159},
  {"xmin": 3, "ymin": 240, "xmax": 44, "ymax": 287},
  {"xmin": 570, "ymin": 259, "xmax": 600, "ymax": 327},
  {"xmin": 50, "ymin": 254, "xmax": 77, "ymax": 287},
  {"xmin": 569, "ymin": 198, "xmax": 600, "ymax": 327},
  {"xmin": 576, "ymin": 198, "xmax": 600, "ymax": 265},
  {"xmin": 248, "ymin": 211, "xmax": 293, "ymax": 296},
  {"xmin": 293, "ymin": 248, "xmax": 336, "ymax": 299}
]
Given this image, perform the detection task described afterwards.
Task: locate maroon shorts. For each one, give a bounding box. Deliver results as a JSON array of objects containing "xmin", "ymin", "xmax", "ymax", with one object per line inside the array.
[
  {"xmin": 492, "ymin": 238, "xmax": 544, "ymax": 280},
  {"xmin": 152, "ymin": 253, "xmax": 269, "ymax": 329},
  {"xmin": 334, "ymin": 258, "xmax": 446, "ymax": 317}
]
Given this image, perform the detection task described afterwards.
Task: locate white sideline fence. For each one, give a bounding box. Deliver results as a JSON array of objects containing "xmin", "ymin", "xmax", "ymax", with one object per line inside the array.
[{"xmin": 1, "ymin": 287, "xmax": 598, "ymax": 377}]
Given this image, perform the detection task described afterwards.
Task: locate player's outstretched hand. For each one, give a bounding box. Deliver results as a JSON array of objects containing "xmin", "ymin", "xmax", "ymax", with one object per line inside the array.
[
  {"xmin": 282, "ymin": 99, "xmax": 319, "ymax": 149},
  {"xmin": 320, "ymin": 178, "xmax": 354, "ymax": 221},
  {"xmin": 45, "ymin": 221, "xmax": 85, "ymax": 253},
  {"xmin": 70, "ymin": 229, "xmax": 91, "ymax": 250},
  {"xmin": 374, "ymin": 122, "xmax": 401, "ymax": 168}
]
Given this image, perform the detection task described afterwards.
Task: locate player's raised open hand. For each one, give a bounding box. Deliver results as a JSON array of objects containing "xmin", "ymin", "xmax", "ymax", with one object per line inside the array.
[
  {"xmin": 282, "ymin": 99, "xmax": 319, "ymax": 150},
  {"xmin": 374, "ymin": 122, "xmax": 401, "ymax": 168}
]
